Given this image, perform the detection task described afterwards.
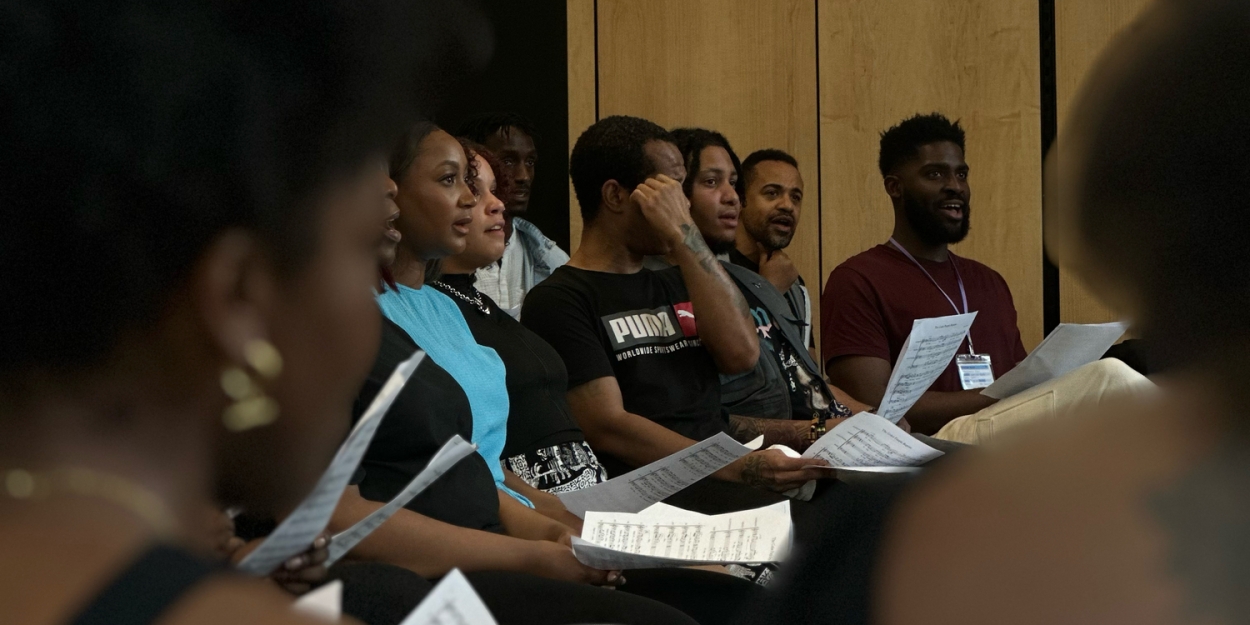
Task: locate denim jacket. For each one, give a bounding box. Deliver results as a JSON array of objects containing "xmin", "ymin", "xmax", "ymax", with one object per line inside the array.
[{"xmin": 475, "ymin": 217, "xmax": 569, "ymax": 318}]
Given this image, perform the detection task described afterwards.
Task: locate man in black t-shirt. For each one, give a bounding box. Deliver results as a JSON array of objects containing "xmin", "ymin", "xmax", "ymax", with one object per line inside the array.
[
  {"xmin": 522, "ymin": 115, "xmax": 830, "ymax": 493},
  {"xmin": 668, "ymin": 129, "xmax": 870, "ymax": 431}
]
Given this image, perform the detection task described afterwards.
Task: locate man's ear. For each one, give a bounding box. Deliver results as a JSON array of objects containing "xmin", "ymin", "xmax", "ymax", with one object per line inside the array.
[
  {"xmin": 191, "ymin": 229, "xmax": 280, "ymax": 366},
  {"xmin": 600, "ymin": 179, "xmax": 630, "ymax": 216},
  {"xmin": 883, "ymin": 174, "xmax": 903, "ymax": 201}
]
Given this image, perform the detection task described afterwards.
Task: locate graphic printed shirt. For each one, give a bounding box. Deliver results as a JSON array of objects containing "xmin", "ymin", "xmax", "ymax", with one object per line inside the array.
[{"xmin": 522, "ymin": 265, "xmax": 730, "ymax": 471}]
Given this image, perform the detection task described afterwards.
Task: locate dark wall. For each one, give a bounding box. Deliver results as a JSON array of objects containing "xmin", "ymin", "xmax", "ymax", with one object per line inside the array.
[{"xmin": 434, "ymin": 0, "xmax": 572, "ymax": 252}]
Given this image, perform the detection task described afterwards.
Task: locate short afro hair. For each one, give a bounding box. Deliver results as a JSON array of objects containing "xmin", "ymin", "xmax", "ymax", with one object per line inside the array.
[
  {"xmin": 878, "ymin": 113, "xmax": 966, "ymax": 177},
  {"xmin": 741, "ymin": 149, "xmax": 799, "ymax": 188},
  {"xmin": 569, "ymin": 115, "xmax": 674, "ymax": 223},
  {"xmin": 456, "ymin": 112, "xmax": 541, "ymax": 147},
  {"xmin": 670, "ymin": 128, "xmax": 743, "ymax": 199}
]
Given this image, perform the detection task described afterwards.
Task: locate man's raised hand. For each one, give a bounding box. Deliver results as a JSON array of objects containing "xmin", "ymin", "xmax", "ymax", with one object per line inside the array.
[{"xmin": 631, "ymin": 174, "xmax": 693, "ymax": 251}]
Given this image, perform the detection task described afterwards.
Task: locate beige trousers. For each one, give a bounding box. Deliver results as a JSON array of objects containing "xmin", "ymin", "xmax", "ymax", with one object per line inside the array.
[{"xmin": 933, "ymin": 358, "xmax": 1154, "ymax": 444}]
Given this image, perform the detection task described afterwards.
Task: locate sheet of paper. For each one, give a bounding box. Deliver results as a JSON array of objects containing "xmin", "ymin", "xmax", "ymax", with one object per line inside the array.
[
  {"xmin": 325, "ymin": 434, "xmax": 476, "ymax": 567},
  {"xmin": 637, "ymin": 501, "xmax": 709, "ymax": 519},
  {"xmin": 237, "ymin": 351, "xmax": 426, "ymax": 576},
  {"xmin": 558, "ymin": 433, "xmax": 763, "ymax": 518},
  {"xmin": 877, "ymin": 312, "xmax": 978, "ymax": 423},
  {"xmin": 291, "ymin": 580, "xmax": 341, "ymax": 622},
  {"xmin": 400, "ymin": 569, "xmax": 498, "ymax": 625},
  {"xmin": 982, "ymin": 321, "xmax": 1128, "ymax": 399},
  {"xmin": 572, "ymin": 501, "xmax": 792, "ymax": 569},
  {"xmin": 802, "ymin": 412, "xmax": 943, "ymax": 467}
]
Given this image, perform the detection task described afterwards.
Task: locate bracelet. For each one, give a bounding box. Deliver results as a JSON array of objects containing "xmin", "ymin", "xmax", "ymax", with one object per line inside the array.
[{"xmin": 806, "ymin": 414, "xmax": 828, "ymax": 443}]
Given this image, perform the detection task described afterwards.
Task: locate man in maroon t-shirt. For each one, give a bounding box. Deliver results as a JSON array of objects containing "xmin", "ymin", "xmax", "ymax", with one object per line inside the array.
[{"xmin": 822, "ymin": 113, "xmax": 1028, "ymax": 434}]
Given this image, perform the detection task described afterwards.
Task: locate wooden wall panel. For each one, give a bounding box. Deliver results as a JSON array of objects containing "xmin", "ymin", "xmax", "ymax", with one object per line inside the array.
[
  {"xmin": 818, "ymin": 0, "xmax": 1044, "ymax": 349},
  {"xmin": 566, "ymin": 0, "xmax": 597, "ymax": 253},
  {"xmin": 1055, "ymin": 0, "xmax": 1152, "ymax": 325},
  {"xmin": 593, "ymin": 0, "xmax": 823, "ymax": 351}
]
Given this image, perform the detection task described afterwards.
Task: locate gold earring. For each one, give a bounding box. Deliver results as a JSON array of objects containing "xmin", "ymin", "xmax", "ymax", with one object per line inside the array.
[{"xmin": 221, "ymin": 339, "xmax": 282, "ymax": 432}]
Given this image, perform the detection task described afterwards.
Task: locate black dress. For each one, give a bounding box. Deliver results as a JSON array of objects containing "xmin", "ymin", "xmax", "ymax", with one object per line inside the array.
[{"xmin": 432, "ymin": 273, "xmax": 608, "ymax": 493}]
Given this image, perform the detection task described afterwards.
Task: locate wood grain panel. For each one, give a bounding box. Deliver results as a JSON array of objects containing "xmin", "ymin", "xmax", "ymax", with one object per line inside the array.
[
  {"xmin": 567, "ymin": 0, "xmax": 597, "ymax": 253},
  {"xmin": 594, "ymin": 0, "xmax": 823, "ymax": 350},
  {"xmin": 1055, "ymin": 0, "xmax": 1152, "ymax": 325},
  {"xmin": 818, "ymin": 0, "xmax": 1044, "ymax": 349}
]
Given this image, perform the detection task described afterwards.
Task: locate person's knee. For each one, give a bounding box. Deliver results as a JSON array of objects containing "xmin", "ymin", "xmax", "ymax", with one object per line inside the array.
[{"xmin": 1084, "ymin": 358, "xmax": 1152, "ymax": 390}]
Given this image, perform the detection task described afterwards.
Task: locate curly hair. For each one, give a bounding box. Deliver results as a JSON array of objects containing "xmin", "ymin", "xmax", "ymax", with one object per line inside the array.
[
  {"xmin": 878, "ymin": 113, "xmax": 966, "ymax": 177},
  {"xmin": 458, "ymin": 139, "xmax": 516, "ymax": 202}
]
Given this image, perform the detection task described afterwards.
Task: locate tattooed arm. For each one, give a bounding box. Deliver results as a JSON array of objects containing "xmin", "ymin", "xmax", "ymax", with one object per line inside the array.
[
  {"xmin": 728, "ymin": 414, "xmax": 811, "ymax": 450},
  {"xmin": 632, "ymin": 174, "xmax": 758, "ymax": 374}
]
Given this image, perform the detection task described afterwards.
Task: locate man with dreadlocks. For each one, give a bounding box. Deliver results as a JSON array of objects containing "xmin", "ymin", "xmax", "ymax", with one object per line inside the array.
[{"xmin": 458, "ymin": 113, "xmax": 569, "ymax": 317}]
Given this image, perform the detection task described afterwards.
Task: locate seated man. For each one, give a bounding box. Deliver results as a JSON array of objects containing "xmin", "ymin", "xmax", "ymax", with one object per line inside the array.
[
  {"xmin": 522, "ymin": 115, "xmax": 830, "ymax": 502},
  {"xmin": 730, "ymin": 148, "xmax": 815, "ymax": 351},
  {"xmin": 821, "ymin": 113, "xmax": 1151, "ymax": 440},
  {"xmin": 667, "ymin": 128, "xmax": 866, "ymax": 441},
  {"xmin": 457, "ymin": 112, "xmax": 569, "ymax": 316}
]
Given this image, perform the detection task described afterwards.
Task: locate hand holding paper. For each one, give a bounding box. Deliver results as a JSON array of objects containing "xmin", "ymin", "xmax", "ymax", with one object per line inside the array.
[
  {"xmin": 237, "ymin": 351, "xmax": 425, "ymax": 576},
  {"xmin": 802, "ymin": 413, "xmax": 943, "ymax": 468},
  {"xmin": 326, "ymin": 435, "xmax": 476, "ymax": 567},
  {"xmin": 877, "ymin": 313, "xmax": 978, "ymax": 423},
  {"xmin": 558, "ymin": 433, "xmax": 763, "ymax": 518}
]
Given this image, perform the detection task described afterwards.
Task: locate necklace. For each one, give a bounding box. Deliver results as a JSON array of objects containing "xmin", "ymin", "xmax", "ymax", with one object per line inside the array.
[
  {"xmin": 2, "ymin": 466, "xmax": 179, "ymax": 538},
  {"xmin": 432, "ymin": 281, "xmax": 491, "ymax": 315}
]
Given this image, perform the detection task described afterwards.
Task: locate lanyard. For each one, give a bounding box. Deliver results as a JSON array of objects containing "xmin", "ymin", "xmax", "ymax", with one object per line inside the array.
[{"xmin": 888, "ymin": 238, "xmax": 976, "ymax": 354}]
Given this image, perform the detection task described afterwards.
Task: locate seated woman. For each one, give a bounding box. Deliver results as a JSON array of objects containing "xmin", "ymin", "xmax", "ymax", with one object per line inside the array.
[
  {"xmin": 434, "ymin": 142, "xmax": 775, "ymax": 603},
  {"xmin": 433, "ymin": 144, "xmax": 609, "ymax": 499},
  {"xmin": 328, "ymin": 122, "xmax": 701, "ymax": 625},
  {"xmin": 0, "ymin": 2, "xmax": 436, "ymax": 624}
]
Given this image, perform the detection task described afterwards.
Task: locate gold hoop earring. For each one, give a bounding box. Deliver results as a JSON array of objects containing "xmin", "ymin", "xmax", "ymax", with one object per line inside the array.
[{"xmin": 221, "ymin": 339, "xmax": 282, "ymax": 432}]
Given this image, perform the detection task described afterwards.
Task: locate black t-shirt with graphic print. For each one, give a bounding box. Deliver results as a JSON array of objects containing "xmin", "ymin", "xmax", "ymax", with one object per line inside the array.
[
  {"xmin": 522, "ymin": 265, "xmax": 729, "ymax": 471},
  {"xmin": 737, "ymin": 278, "xmax": 852, "ymax": 422}
]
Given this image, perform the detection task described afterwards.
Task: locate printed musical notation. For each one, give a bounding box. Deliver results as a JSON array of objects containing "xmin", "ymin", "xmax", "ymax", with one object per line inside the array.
[
  {"xmin": 877, "ymin": 313, "xmax": 977, "ymax": 423},
  {"xmin": 558, "ymin": 433, "xmax": 762, "ymax": 517},
  {"xmin": 571, "ymin": 501, "xmax": 791, "ymax": 569},
  {"xmin": 802, "ymin": 413, "xmax": 943, "ymax": 468}
]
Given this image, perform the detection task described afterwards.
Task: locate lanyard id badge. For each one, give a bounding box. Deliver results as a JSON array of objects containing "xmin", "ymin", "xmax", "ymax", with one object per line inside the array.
[{"xmin": 956, "ymin": 353, "xmax": 994, "ymax": 390}]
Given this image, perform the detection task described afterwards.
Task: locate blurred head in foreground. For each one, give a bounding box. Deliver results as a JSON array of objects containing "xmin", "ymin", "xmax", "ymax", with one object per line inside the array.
[
  {"xmin": 1048, "ymin": 0, "xmax": 1250, "ymax": 396},
  {"xmin": 0, "ymin": 0, "xmax": 476, "ymax": 520}
]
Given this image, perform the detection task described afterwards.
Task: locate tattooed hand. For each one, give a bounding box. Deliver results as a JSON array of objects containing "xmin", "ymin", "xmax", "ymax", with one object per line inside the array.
[
  {"xmin": 735, "ymin": 449, "xmax": 831, "ymax": 492},
  {"xmin": 632, "ymin": 174, "xmax": 693, "ymax": 250}
]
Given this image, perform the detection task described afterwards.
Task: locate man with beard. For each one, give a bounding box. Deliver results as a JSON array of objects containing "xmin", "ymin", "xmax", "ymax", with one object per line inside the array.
[
  {"xmin": 821, "ymin": 113, "xmax": 1151, "ymax": 439},
  {"xmin": 664, "ymin": 129, "xmax": 865, "ymax": 438},
  {"xmin": 458, "ymin": 113, "xmax": 569, "ymax": 316},
  {"xmin": 730, "ymin": 149, "xmax": 815, "ymax": 350}
]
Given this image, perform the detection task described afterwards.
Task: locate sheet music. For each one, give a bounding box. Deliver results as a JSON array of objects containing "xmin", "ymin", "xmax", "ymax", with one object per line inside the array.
[
  {"xmin": 802, "ymin": 412, "xmax": 943, "ymax": 467},
  {"xmin": 877, "ymin": 312, "xmax": 978, "ymax": 423},
  {"xmin": 237, "ymin": 351, "xmax": 425, "ymax": 576},
  {"xmin": 291, "ymin": 580, "xmax": 341, "ymax": 622},
  {"xmin": 400, "ymin": 569, "xmax": 498, "ymax": 625},
  {"xmin": 982, "ymin": 321, "xmax": 1128, "ymax": 399},
  {"xmin": 325, "ymin": 435, "xmax": 476, "ymax": 567},
  {"xmin": 571, "ymin": 501, "xmax": 792, "ymax": 569},
  {"xmin": 558, "ymin": 433, "xmax": 763, "ymax": 518}
]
